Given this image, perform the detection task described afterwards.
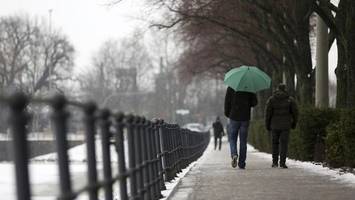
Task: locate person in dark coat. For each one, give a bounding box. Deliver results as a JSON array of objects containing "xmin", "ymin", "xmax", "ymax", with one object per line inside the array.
[
  {"xmin": 212, "ymin": 116, "xmax": 224, "ymax": 150},
  {"xmin": 265, "ymin": 83, "xmax": 298, "ymax": 168},
  {"xmin": 224, "ymin": 87, "xmax": 258, "ymax": 169}
]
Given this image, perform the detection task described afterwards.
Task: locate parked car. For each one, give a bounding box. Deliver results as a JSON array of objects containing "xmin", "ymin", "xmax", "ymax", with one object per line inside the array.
[{"xmin": 182, "ymin": 123, "xmax": 205, "ymax": 132}]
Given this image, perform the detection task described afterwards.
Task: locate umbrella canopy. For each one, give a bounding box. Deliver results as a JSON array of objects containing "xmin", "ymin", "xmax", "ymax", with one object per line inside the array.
[{"xmin": 224, "ymin": 65, "xmax": 271, "ymax": 93}]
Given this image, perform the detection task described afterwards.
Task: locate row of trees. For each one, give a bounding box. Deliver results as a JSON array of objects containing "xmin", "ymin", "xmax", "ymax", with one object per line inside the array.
[
  {"xmin": 0, "ymin": 13, "xmax": 223, "ymax": 132},
  {"xmin": 78, "ymin": 30, "xmax": 224, "ymax": 124},
  {"xmin": 146, "ymin": 0, "xmax": 355, "ymax": 109},
  {"xmin": 78, "ymin": 30, "xmax": 152, "ymax": 113}
]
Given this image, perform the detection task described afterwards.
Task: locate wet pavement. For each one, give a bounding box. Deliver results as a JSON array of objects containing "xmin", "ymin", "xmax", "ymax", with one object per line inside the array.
[{"xmin": 168, "ymin": 139, "xmax": 355, "ymax": 200}]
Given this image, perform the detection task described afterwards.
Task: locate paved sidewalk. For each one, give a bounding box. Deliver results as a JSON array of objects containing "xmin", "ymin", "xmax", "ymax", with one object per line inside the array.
[{"xmin": 169, "ymin": 139, "xmax": 355, "ymax": 200}]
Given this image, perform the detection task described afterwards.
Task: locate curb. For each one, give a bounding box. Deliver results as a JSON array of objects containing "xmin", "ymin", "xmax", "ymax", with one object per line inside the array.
[
  {"xmin": 163, "ymin": 162, "xmax": 198, "ymax": 200},
  {"xmin": 162, "ymin": 141, "xmax": 213, "ymax": 200}
]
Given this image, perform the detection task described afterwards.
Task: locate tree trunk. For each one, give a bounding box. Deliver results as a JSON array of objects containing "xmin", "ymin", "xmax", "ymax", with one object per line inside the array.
[
  {"xmin": 297, "ymin": 72, "xmax": 313, "ymax": 105},
  {"xmin": 295, "ymin": 43, "xmax": 314, "ymax": 105},
  {"xmin": 335, "ymin": 0, "xmax": 355, "ymax": 108},
  {"xmin": 346, "ymin": 1, "xmax": 355, "ymax": 107},
  {"xmin": 285, "ymin": 66, "xmax": 296, "ymax": 97}
]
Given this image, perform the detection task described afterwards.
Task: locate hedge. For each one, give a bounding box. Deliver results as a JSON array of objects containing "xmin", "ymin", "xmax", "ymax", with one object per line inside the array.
[
  {"xmin": 248, "ymin": 107, "xmax": 355, "ymax": 169},
  {"xmin": 326, "ymin": 109, "xmax": 355, "ymax": 168}
]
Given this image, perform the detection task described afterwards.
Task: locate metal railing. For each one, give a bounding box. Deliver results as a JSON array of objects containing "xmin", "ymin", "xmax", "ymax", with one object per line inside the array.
[{"xmin": 0, "ymin": 92, "xmax": 210, "ymax": 200}]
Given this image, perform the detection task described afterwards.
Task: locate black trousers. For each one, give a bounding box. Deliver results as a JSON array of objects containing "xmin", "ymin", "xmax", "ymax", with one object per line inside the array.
[
  {"xmin": 214, "ymin": 136, "xmax": 222, "ymax": 150},
  {"xmin": 271, "ymin": 129, "xmax": 290, "ymax": 164}
]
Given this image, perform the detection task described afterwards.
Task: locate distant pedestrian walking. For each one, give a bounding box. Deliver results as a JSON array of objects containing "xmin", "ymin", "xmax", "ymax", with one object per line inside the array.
[
  {"xmin": 224, "ymin": 87, "xmax": 258, "ymax": 169},
  {"xmin": 212, "ymin": 116, "xmax": 224, "ymax": 150},
  {"xmin": 265, "ymin": 83, "xmax": 298, "ymax": 169}
]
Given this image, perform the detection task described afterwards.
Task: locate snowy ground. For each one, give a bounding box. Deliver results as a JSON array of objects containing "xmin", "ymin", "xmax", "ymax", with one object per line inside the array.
[
  {"xmin": 0, "ymin": 138, "xmax": 201, "ymax": 200},
  {"xmin": 248, "ymin": 145, "xmax": 355, "ymax": 187},
  {"xmin": 0, "ymin": 132, "xmax": 84, "ymax": 141},
  {"xmin": 1, "ymin": 140, "xmax": 354, "ymax": 200}
]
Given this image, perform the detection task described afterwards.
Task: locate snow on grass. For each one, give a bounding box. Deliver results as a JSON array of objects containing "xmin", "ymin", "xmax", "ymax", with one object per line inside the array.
[
  {"xmin": 33, "ymin": 139, "xmax": 118, "ymax": 162},
  {"xmin": 0, "ymin": 162, "xmax": 90, "ymax": 200},
  {"xmin": 248, "ymin": 144, "xmax": 355, "ymax": 187},
  {"xmin": 1, "ymin": 137, "xmax": 211, "ymax": 200}
]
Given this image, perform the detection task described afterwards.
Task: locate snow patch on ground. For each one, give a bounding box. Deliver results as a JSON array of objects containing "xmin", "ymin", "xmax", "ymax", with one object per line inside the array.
[
  {"xmin": 161, "ymin": 140, "xmax": 213, "ymax": 200},
  {"xmin": 161, "ymin": 161, "xmax": 198, "ymax": 200},
  {"xmin": 248, "ymin": 144, "xmax": 355, "ymax": 187},
  {"xmin": 1, "ymin": 138, "xmax": 212, "ymax": 200}
]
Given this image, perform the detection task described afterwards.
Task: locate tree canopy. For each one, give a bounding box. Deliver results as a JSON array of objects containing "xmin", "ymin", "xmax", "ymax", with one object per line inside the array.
[{"xmin": 148, "ymin": 0, "xmax": 355, "ymax": 107}]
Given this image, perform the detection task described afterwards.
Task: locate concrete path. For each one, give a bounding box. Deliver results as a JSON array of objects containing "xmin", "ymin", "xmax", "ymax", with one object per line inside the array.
[{"xmin": 169, "ymin": 139, "xmax": 355, "ymax": 200}]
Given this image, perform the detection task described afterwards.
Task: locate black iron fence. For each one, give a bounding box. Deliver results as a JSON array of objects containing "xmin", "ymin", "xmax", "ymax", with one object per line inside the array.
[{"xmin": 0, "ymin": 92, "xmax": 210, "ymax": 200}]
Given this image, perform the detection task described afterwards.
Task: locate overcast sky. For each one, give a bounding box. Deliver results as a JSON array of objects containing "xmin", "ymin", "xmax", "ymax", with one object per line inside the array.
[
  {"xmin": 0, "ymin": 0, "xmax": 149, "ymax": 74},
  {"xmin": 0, "ymin": 0, "xmax": 338, "ymax": 81}
]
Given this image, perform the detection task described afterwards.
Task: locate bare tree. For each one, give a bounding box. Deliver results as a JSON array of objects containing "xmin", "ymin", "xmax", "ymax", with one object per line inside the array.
[
  {"xmin": 0, "ymin": 15, "xmax": 74, "ymax": 132},
  {"xmin": 0, "ymin": 15, "xmax": 75, "ymax": 95},
  {"xmin": 78, "ymin": 30, "xmax": 153, "ymax": 112}
]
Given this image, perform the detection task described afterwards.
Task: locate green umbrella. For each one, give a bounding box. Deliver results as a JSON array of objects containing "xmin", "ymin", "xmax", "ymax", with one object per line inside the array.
[{"xmin": 224, "ymin": 65, "xmax": 271, "ymax": 93}]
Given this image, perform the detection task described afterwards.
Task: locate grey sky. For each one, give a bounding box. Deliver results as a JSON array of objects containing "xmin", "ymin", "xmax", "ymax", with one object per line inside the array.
[
  {"xmin": 0, "ymin": 0, "xmax": 339, "ymax": 81},
  {"xmin": 0, "ymin": 0, "xmax": 148, "ymax": 73}
]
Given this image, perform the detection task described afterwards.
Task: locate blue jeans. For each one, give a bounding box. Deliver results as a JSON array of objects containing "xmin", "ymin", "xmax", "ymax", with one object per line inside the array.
[{"xmin": 228, "ymin": 120, "xmax": 250, "ymax": 168}]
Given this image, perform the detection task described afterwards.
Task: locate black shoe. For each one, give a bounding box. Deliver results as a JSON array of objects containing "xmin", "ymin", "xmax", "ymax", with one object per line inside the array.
[
  {"xmin": 271, "ymin": 163, "xmax": 278, "ymax": 168},
  {"xmin": 238, "ymin": 162, "xmax": 246, "ymax": 169},
  {"xmin": 280, "ymin": 164, "xmax": 288, "ymax": 169},
  {"xmin": 231, "ymin": 155, "xmax": 238, "ymax": 168}
]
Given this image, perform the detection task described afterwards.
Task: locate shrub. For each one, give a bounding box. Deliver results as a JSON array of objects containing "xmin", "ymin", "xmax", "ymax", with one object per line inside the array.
[
  {"xmin": 295, "ymin": 107, "xmax": 339, "ymax": 161},
  {"xmin": 326, "ymin": 109, "xmax": 355, "ymax": 168},
  {"xmin": 248, "ymin": 120, "xmax": 271, "ymax": 153},
  {"xmin": 250, "ymin": 107, "xmax": 339, "ymax": 162},
  {"xmin": 342, "ymin": 110, "xmax": 355, "ymax": 167},
  {"xmin": 249, "ymin": 107, "xmax": 355, "ymax": 169},
  {"xmin": 325, "ymin": 123, "xmax": 345, "ymax": 167},
  {"xmin": 288, "ymin": 128, "xmax": 303, "ymax": 159}
]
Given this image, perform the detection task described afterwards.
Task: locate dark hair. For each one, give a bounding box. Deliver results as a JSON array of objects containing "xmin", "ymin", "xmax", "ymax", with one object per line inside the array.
[{"xmin": 278, "ymin": 83, "xmax": 286, "ymax": 91}]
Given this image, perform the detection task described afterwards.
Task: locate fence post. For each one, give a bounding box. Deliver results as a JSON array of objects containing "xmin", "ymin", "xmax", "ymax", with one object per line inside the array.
[
  {"xmin": 159, "ymin": 121, "xmax": 170, "ymax": 181},
  {"xmin": 181, "ymin": 129, "xmax": 187, "ymax": 169},
  {"xmin": 126, "ymin": 114, "xmax": 139, "ymax": 200},
  {"xmin": 174, "ymin": 125, "xmax": 182, "ymax": 175},
  {"xmin": 146, "ymin": 120, "xmax": 155, "ymax": 200},
  {"xmin": 134, "ymin": 116, "xmax": 144, "ymax": 199},
  {"xmin": 140, "ymin": 117, "xmax": 150, "ymax": 200},
  {"xmin": 113, "ymin": 112, "xmax": 128, "ymax": 200},
  {"xmin": 154, "ymin": 119, "xmax": 166, "ymax": 193},
  {"xmin": 188, "ymin": 131, "xmax": 192, "ymax": 164},
  {"xmin": 83, "ymin": 102, "xmax": 98, "ymax": 200},
  {"xmin": 151, "ymin": 120, "xmax": 162, "ymax": 199},
  {"xmin": 50, "ymin": 94, "xmax": 73, "ymax": 200},
  {"xmin": 8, "ymin": 92, "xmax": 31, "ymax": 200},
  {"xmin": 167, "ymin": 124, "xmax": 175, "ymax": 181},
  {"xmin": 98, "ymin": 109, "xmax": 113, "ymax": 200}
]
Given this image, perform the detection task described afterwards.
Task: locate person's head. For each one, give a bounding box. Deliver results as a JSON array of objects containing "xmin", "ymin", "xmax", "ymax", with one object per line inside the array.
[
  {"xmin": 216, "ymin": 116, "xmax": 220, "ymax": 121},
  {"xmin": 277, "ymin": 83, "xmax": 286, "ymax": 92}
]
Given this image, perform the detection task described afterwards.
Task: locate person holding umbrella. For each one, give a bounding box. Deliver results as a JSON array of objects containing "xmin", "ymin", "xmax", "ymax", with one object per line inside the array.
[{"xmin": 224, "ymin": 65, "xmax": 271, "ymax": 169}]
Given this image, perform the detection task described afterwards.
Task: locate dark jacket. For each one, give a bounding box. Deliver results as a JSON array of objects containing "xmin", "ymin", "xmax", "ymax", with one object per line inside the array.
[
  {"xmin": 265, "ymin": 90, "xmax": 298, "ymax": 130},
  {"xmin": 212, "ymin": 121, "xmax": 224, "ymax": 137},
  {"xmin": 224, "ymin": 87, "xmax": 258, "ymax": 121}
]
